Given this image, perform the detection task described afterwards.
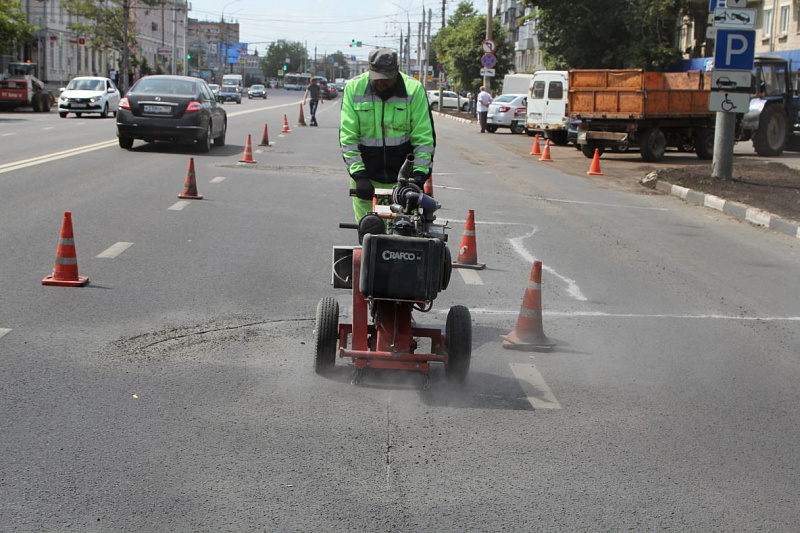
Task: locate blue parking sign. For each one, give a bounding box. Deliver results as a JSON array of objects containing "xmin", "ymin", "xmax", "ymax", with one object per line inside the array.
[{"xmin": 714, "ymin": 30, "xmax": 755, "ymax": 70}]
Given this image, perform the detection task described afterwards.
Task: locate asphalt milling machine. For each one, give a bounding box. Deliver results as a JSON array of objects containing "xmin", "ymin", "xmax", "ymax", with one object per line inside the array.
[{"xmin": 313, "ymin": 155, "xmax": 471, "ymax": 389}]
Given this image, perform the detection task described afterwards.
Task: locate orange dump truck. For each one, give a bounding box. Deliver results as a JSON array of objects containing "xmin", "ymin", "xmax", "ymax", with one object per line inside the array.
[{"xmin": 569, "ymin": 69, "xmax": 715, "ymax": 162}]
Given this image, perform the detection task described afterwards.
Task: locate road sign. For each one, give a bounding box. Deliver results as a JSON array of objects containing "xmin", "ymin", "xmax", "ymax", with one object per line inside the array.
[
  {"xmin": 77, "ymin": 37, "xmax": 86, "ymax": 46},
  {"xmin": 708, "ymin": 91, "xmax": 750, "ymax": 113},
  {"xmin": 481, "ymin": 39, "xmax": 497, "ymax": 54},
  {"xmin": 480, "ymin": 53, "xmax": 497, "ymax": 69},
  {"xmin": 714, "ymin": 29, "xmax": 755, "ymax": 70},
  {"xmin": 480, "ymin": 68, "xmax": 495, "ymax": 77},
  {"xmin": 711, "ymin": 69, "xmax": 752, "ymax": 92},
  {"xmin": 713, "ymin": 8, "xmax": 756, "ymax": 30}
]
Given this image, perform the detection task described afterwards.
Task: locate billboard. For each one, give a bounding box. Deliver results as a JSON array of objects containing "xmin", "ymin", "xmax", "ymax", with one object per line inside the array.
[{"xmin": 223, "ymin": 42, "xmax": 248, "ymax": 64}]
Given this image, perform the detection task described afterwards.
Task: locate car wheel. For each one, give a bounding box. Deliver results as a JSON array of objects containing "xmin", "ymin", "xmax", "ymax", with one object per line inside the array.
[
  {"xmin": 213, "ymin": 120, "xmax": 226, "ymax": 147},
  {"xmin": 510, "ymin": 122, "xmax": 525, "ymax": 135},
  {"xmin": 101, "ymin": 103, "xmax": 109, "ymax": 118},
  {"xmin": 75, "ymin": 113, "xmax": 82, "ymax": 118},
  {"xmin": 118, "ymin": 135, "xmax": 134, "ymax": 149},
  {"xmin": 59, "ymin": 112, "xmax": 68, "ymax": 118},
  {"xmin": 198, "ymin": 123, "xmax": 212, "ymax": 153},
  {"xmin": 461, "ymin": 102, "xmax": 469, "ymax": 111},
  {"xmin": 486, "ymin": 125, "xmax": 498, "ymax": 133},
  {"xmin": 430, "ymin": 102, "xmax": 438, "ymax": 111}
]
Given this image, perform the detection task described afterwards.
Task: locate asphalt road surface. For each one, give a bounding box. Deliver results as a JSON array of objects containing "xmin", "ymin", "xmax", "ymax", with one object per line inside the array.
[{"xmin": 1, "ymin": 90, "xmax": 799, "ymax": 531}]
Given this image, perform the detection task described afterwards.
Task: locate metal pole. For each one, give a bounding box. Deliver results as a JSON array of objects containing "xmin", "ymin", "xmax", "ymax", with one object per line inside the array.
[
  {"xmin": 171, "ymin": 0, "xmax": 177, "ymax": 75},
  {"xmin": 484, "ymin": 0, "xmax": 493, "ymax": 91},
  {"xmin": 711, "ymin": 112, "xmax": 736, "ymax": 181}
]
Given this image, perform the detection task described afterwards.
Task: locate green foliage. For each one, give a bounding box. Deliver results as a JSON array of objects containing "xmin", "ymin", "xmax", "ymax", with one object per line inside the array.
[
  {"xmin": 432, "ymin": 2, "xmax": 514, "ymax": 92},
  {"xmin": 139, "ymin": 57, "xmax": 151, "ymax": 76},
  {"xmin": 260, "ymin": 41, "xmax": 308, "ymax": 77},
  {"xmin": 0, "ymin": 0, "xmax": 37, "ymax": 53},
  {"xmin": 525, "ymin": 0, "xmax": 692, "ymax": 70},
  {"xmin": 62, "ymin": 0, "xmax": 164, "ymax": 54}
]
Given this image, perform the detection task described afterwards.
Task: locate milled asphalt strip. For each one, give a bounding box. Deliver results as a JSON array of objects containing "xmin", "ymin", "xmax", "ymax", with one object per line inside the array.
[
  {"xmin": 0, "ymin": 139, "xmax": 118, "ymax": 175},
  {"xmin": 655, "ymin": 179, "xmax": 800, "ymax": 239}
]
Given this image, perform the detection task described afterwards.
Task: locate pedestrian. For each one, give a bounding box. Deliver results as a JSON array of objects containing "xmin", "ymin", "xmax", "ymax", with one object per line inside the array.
[
  {"xmin": 303, "ymin": 77, "xmax": 321, "ymax": 126},
  {"xmin": 466, "ymin": 91, "xmax": 474, "ymax": 114},
  {"xmin": 340, "ymin": 47, "xmax": 436, "ymax": 227},
  {"xmin": 477, "ymin": 86, "xmax": 493, "ymax": 133}
]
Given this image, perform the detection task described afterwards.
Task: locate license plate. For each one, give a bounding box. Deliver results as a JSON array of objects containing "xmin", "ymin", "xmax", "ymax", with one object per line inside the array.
[
  {"xmin": 72, "ymin": 104, "xmax": 87, "ymax": 108},
  {"xmin": 143, "ymin": 104, "xmax": 171, "ymax": 114}
]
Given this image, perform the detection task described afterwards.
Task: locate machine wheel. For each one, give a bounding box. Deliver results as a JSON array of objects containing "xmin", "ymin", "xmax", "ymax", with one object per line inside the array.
[
  {"xmin": 75, "ymin": 113, "xmax": 82, "ymax": 118},
  {"xmin": 486, "ymin": 125, "xmax": 498, "ymax": 133},
  {"xmin": 59, "ymin": 112, "xmax": 68, "ymax": 118},
  {"xmin": 460, "ymin": 102, "xmax": 469, "ymax": 111},
  {"xmin": 581, "ymin": 141, "xmax": 604, "ymax": 158},
  {"xmin": 198, "ymin": 123, "xmax": 212, "ymax": 153},
  {"xmin": 430, "ymin": 102, "xmax": 438, "ymax": 111},
  {"xmin": 314, "ymin": 297, "xmax": 339, "ymax": 374},
  {"xmin": 640, "ymin": 128, "xmax": 666, "ymax": 162},
  {"xmin": 548, "ymin": 131, "xmax": 569, "ymax": 146},
  {"xmin": 510, "ymin": 122, "xmax": 526, "ymax": 135},
  {"xmin": 445, "ymin": 305, "xmax": 472, "ymax": 382},
  {"xmin": 101, "ymin": 103, "xmax": 109, "ymax": 118},
  {"xmin": 695, "ymin": 128, "xmax": 714, "ymax": 160},
  {"xmin": 31, "ymin": 93, "xmax": 43, "ymax": 113},
  {"xmin": 41, "ymin": 94, "xmax": 52, "ymax": 112},
  {"xmin": 118, "ymin": 135, "xmax": 134, "ymax": 149},
  {"xmin": 611, "ymin": 139, "xmax": 630, "ymax": 153},
  {"xmin": 752, "ymin": 104, "xmax": 787, "ymax": 157},
  {"xmin": 213, "ymin": 120, "xmax": 227, "ymax": 146}
]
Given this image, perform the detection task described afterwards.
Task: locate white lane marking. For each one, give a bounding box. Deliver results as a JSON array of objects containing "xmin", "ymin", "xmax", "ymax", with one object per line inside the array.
[
  {"xmin": 527, "ymin": 195, "xmax": 669, "ymax": 211},
  {"xmin": 0, "ymin": 328, "xmax": 11, "ymax": 339},
  {"xmin": 2, "ymin": 133, "xmax": 16, "ymax": 137},
  {"xmin": 43, "ymin": 127, "xmax": 55, "ymax": 130},
  {"xmin": 458, "ymin": 308, "xmax": 800, "ymax": 321},
  {"xmin": 0, "ymin": 139, "xmax": 117, "ymax": 175},
  {"xmin": 96, "ymin": 242, "xmax": 133, "ymax": 259},
  {"xmin": 509, "ymin": 363, "xmax": 562, "ymax": 410},
  {"xmin": 457, "ymin": 269, "xmax": 483, "ymax": 285},
  {"xmin": 168, "ymin": 200, "xmax": 191, "ymax": 211},
  {"xmin": 443, "ymin": 217, "xmax": 588, "ymax": 301},
  {"xmin": 225, "ymin": 100, "xmax": 303, "ymax": 118},
  {"xmin": 436, "ymin": 185, "xmax": 466, "ymax": 191},
  {"xmin": 210, "ymin": 176, "xmax": 226, "ymax": 183}
]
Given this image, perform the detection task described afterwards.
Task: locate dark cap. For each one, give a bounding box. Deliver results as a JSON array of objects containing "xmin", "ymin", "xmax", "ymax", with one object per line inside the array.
[{"xmin": 368, "ymin": 48, "xmax": 399, "ymax": 81}]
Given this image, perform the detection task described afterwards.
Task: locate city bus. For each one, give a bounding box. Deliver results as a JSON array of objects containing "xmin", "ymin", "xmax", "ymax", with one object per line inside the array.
[{"xmin": 284, "ymin": 73, "xmax": 311, "ymax": 91}]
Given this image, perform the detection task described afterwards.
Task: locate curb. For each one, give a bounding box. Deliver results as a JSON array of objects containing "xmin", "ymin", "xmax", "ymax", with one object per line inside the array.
[
  {"xmin": 653, "ymin": 179, "xmax": 800, "ymax": 239},
  {"xmin": 433, "ymin": 110, "xmax": 475, "ymax": 125}
]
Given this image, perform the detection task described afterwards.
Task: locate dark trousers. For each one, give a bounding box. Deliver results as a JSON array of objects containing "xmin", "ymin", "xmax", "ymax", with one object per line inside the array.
[
  {"xmin": 309, "ymin": 99, "xmax": 319, "ymax": 124},
  {"xmin": 479, "ymin": 111, "xmax": 488, "ymax": 132}
]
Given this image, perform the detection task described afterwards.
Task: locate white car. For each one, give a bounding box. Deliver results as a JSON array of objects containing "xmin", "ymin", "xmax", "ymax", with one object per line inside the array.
[
  {"xmin": 486, "ymin": 94, "xmax": 528, "ymax": 134},
  {"xmin": 427, "ymin": 90, "xmax": 469, "ymax": 111},
  {"xmin": 58, "ymin": 76, "xmax": 120, "ymax": 118}
]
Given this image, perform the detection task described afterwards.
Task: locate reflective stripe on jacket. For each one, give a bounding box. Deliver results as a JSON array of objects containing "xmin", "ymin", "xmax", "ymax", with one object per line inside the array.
[{"xmin": 340, "ymin": 72, "xmax": 435, "ymax": 184}]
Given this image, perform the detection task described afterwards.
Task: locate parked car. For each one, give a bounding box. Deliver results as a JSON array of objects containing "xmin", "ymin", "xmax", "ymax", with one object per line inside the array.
[
  {"xmin": 427, "ymin": 90, "xmax": 469, "ymax": 111},
  {"xmin": 248, "ymin": 84, "xmax": 267, "ymax": 99},
  {"xmin": 116, "ymin": 75, "xmax": 227, "ymax": 152},
  {"xmin": 58, "ymin": 76, "xmax": 120, "ymax": 118},
  {"xmin": 486, "ymin": 94, "xmax": 527, "ymax": 134},
  {"xmin": 208, "ymin": 83, "xmax": 220, "ymax": 101},
  {"xmin": 218, "ymin": 85, "xmax": 242, "ymax": 104}
]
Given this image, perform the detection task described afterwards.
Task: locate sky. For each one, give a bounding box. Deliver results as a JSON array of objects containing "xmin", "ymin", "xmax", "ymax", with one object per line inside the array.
[{"xmin": 188, "ymin": 0, "xmax": 491, "ymax": 59}]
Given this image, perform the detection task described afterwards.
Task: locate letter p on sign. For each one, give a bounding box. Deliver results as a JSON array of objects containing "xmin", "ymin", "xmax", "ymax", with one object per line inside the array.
[{"xmin": 714, "ymin": 29, "xmax": 755, "ymax": 70}]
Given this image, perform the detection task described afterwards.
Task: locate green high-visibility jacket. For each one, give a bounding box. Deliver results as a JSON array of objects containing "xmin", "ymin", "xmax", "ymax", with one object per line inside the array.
[{"xmin": 340, "ymin": 72, "xmax": 435, "ymax": 184}]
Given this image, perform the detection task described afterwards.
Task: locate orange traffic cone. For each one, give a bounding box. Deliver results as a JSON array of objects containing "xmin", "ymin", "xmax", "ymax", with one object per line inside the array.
[
  {"xmin": 42, "ymin": 211, "xmax": 89, "ymax": 287},
  {"xmin": 424, "ymin": 176, "xmax": 434, "ymax": 197},
  {"xmin": 501, "ymin": 260, "xmax": 557, "ymax": 352},
  {"xmin": 258, "ymin": 123, "xmax": 271, "ymax": 146},
  {"xmin": 539, "ymin": 139, "xmax": 553, "ymax": 162},
  {"xmin": 239, "ymin": 134, "xmax": 256, "ymax": 164},
  {"xmin": 281, "ymin": 114, "xmax": 291, "ymax": 133},
  {"xmin": 587, "ymin": 148, "xmax": 603, "ymax": 175},
  {"xmin": 452, "ymin": 209, "xmax": 485, "ymax": 270},
  {"xmin": 298, "ymin": 103, "xmax": 307, "ymax": 126},
  {"xmin": 178, "ymin": 157, "xmax": 203, "ymax": 199},
  {"xmin": 529, "ymin": 134, "xmax": 541, "ymax": 156}
]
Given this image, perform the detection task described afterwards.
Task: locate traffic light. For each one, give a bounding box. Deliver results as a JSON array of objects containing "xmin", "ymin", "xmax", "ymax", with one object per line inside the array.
[
  {"xmin": 349, "ymin": 39, "xmax": 355, "ymax": 48},
  {"xmin": 186, "ymin": 53, "xmax": 191, "ymax": 60},
  {"xmin": 283, "ymin": 64, "xmax": 287, "ymax": 71}
]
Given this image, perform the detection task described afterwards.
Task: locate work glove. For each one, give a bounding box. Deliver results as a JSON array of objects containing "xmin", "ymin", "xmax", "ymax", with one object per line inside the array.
[
  {"xmin": 411, "ymin": 171, "xmax": 428, "ymax": 190},
  {"xmin": 353, "ymin": 172, "xmax": 374, "ymax": 201}
]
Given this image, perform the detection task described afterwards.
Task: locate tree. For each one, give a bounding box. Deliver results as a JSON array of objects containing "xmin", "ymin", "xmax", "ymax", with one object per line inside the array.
[
  {"xmin": 432, "ymin": 2, "xmax": 514, "ymax": 93},
  {"xmin": 260, "ymin": 40, "xmax": 307, "ymax": 78},
  {"xmin": 0, "ymin": 0, "xmax": 36, "ymax": 54},
  {"xmin": 524, "ymin": 0, "xmax": 695, "ymax": 70},
  {"xmin": 62, "ymin": 0, "xmax": 166, "ymax": 92}
]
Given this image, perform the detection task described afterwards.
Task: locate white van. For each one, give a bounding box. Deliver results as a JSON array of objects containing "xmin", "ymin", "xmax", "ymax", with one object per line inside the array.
[
  {"xmin": 526, "ymin": 71, "xmax": 569, "ymax": 144},
  {"xmin": 221, "ymin": 74, "xmax": 244, "ymax": 93}
]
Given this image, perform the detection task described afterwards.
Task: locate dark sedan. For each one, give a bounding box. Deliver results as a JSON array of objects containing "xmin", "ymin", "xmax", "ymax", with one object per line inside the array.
[
  {"xmin": 218, "ymin": 85, "xmax": 242, "ymax": 104},
  {"xmin": 322, "ymin": 84, "xmax": 337, "ymax": 99},
  {"xmin": 116, "ymin": 76, "xmax": 226, "ymax": 152}
]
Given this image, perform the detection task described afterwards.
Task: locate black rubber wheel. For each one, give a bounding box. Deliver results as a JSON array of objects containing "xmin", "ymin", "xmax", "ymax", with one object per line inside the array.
[
  {"xmin": 430, "ymin": 102, "xmax": 438, "ymax": 111},
  {"xmin": 611, "ymin": 139, "xmax": 630, "ymax": 153},
  {"xmin": 548, "ymin": 130, "xmax": 569, "ymax": 146},
  {"xmin": 314, "ymin": 297, "xmax": 339, "ymax": 374},
  {"xmin": 581, "ymin": 141, "xmax": 604, "ymax": 158},
  {"xmin": 486, "ymin": 125, "xmax": 498, "ymax": 133},
  {"xmin": 59, "ymin": 112, "xmax": 68, "ymax": 118},
  {"xmin": 213, "ymin": 120, "xmax": 226, "ymax": 147},
  {"xmin": 695, "ymin": 128, "xmax": 714, "ymax": 160},
  {"xmin": 752, "ymin": 104, "xmax": 787, "ymax": 157},
  {"xmin": 640, "ymin": 128, "xmax": 666, "ymax": 162},
  {"xmin": 75, "ymin": 113, "xmax": 82, "ymax": 118},
  {"xmin": 460, "ymin": 102, "xmax": 469, "ymax": 111},
  {"xmin": 41, "ymin": 94, "xmax": 52, "ymax": 112},
  {"xmin": 31, "ymin": 93, "xmax": 43, "ymax": 113},
  {"xmin": 510, "ymin": 122, "xmax": 525, "ymax": 135},
  {"xmin": 445, "ymin": 305, "xmax": 471, "ymax": 382},
  {"xmin": 118, "ymin": 135, "xmax": 133, "ymax": 149},
  {"xmin": 101, "ymin": 103, "xmax": 109, "ymax": 118},
  {"xmin": 198, "ymin": 123, "xmax": 212, "ymax": 153}
]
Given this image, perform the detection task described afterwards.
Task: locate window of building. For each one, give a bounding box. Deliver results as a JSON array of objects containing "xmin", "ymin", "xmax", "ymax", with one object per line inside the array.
[
  {"xmin": 779, "ymin": 4, "xmax": 790, "ymax": 34},
  {"xmin": 764, "ymin": 7, "xmax": 774, "ymax": 38}
]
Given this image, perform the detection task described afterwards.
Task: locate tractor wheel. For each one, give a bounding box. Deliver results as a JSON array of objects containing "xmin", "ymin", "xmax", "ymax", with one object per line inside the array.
[
  {"xmin": 31, "ymin": 93, "xmax": 43, "ymax": 113},
  {"xmin": 695, "ymin": 129, "xmax": 714, "ymax": 160},
  {"xmin": 640, "ymin": 128, "xmax": 667, "ymax": 162},
  {"xmin": 752, "ymin": 104, "xmax": 787, "ymax": 157},
  {"xmin": 314, "ymin": 297, "xmax": 339, "ymax": 375},
  {"xmin": 445, "ymin": 305, "xmax": 472, "ymax": 382}
]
